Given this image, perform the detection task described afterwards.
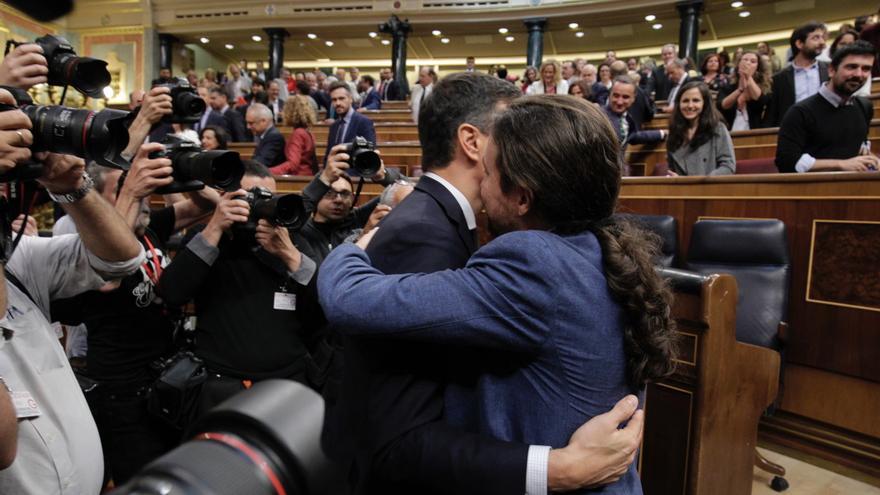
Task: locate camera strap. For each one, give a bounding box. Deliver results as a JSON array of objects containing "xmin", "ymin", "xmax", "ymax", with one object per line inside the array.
[{"xmin": 353, "ymin": 177, "xmax": 365, "ymax": 205}]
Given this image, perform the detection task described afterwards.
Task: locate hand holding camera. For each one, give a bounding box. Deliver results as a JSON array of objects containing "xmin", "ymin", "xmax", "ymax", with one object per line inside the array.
[
  {"xmin": 203, "ymin": 190, "xmax": 250, "ymax": 245},
  {"xmin": 0, "ymin": 43, "xmax": 48, "ymax": 89},
  {"xmin": 122, "ymin": 143, "xmax": 175, "ymax": 200},
  {"xmin": 34, "ymin": 152, "xmax": 86, "ymax": 194},
  {"xmin": 322, "ymin": 144, "xmax": 351, "ymax": 184},
  {"xmin": 0, "ymin": 88, "xmax": 33, "ymax": 175},
  {"xmin": 254, "ymin": 219, "xmax": 302, "ymax": 271},
  {"xmin": 138, "ymin": 86, "xmax": 174, "ymax": 126}
]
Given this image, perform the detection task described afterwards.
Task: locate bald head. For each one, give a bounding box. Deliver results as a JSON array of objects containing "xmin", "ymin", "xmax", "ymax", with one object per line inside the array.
[{"xmin": 609, "ymin": 60, "xmax": 628, "ymax": 78}]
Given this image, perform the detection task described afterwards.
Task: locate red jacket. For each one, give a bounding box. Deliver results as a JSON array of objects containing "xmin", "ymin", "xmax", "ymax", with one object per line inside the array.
[{"xmin": 270, "ymin": 127, "xmax": 317, "ymax": 176}]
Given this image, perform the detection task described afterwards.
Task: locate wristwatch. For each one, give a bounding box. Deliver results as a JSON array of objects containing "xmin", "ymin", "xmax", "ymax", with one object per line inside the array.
[{"xmin": 47, "ymin": 173, "xmax": 94, "ymax": 204}]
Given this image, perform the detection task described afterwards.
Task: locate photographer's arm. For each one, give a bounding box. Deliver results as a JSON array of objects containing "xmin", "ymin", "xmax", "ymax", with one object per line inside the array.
[
  {"xmin": 123, "ymin": 86, "xmax": 173, "ymax": 158},
  {"xmin": 0, "ymin": 385, "xmax": 15, "ymax": 469},
  {"xmin": 115, "ymin": 143, "xmax": 174, "ymax": 230},
  {"xmin": 171, "ymin": 187, "xmax": 220, "ymax": 231}
]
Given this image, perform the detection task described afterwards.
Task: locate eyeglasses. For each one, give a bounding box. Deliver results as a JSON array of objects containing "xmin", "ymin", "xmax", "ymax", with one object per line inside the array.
[{"xmin": 324, "ymin": 189, "xmax": 353, "ymax": 200}]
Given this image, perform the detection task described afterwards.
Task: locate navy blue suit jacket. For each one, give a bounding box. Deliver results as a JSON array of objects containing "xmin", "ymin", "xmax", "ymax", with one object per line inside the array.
[
  {"xmin": 589, "ymin": 82, "xmax": 610, "ymax": 106},
  {"xmin": 319, "ymin": 229, "xmax": 642, "ymax": 495},
  {"xmin": 222, "ymin": 107, "xmax": 248, "ymax": 142},
  {"xmin": 195, "ymin": 109, "xmax": 227, "ymax": 134},
  {"xmin": 320, "ymin": 176, "xmax": 528, "ymax": 494},
  {"xmin": 323, "ymin": 111, "xmax": 376, "ymax": 165},
  {"xmin": 252, "ymin": 126, "xmax": 286, "ymax": 167},
  {"xmin": 360, "ymin": 88, "xmax": 381, "ymax": 110}
]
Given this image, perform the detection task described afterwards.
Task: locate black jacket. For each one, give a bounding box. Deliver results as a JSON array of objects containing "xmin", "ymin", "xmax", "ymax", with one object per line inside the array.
[
  {"xmin": 763, "ymin": 62, "xmax": 829, "ymax": 127},
  {"xmin": 252, "ymin": 126, "xmax": 286, "ymax": 167}
]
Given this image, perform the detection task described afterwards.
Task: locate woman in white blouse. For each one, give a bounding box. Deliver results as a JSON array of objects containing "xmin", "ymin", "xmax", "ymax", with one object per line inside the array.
[{"xmin": 526, "ymin": 60, "xmax": 569, "ymax": 95}]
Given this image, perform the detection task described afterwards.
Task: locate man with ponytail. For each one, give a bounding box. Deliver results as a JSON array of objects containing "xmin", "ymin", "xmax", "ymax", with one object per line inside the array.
[{"xmin": 319, "ymin": 93, "xmax": 676, "ymax": 494}]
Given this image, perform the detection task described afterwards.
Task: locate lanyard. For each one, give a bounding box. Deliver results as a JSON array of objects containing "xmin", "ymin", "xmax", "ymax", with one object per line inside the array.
[{"xmin": 142, "ymin": 236, "xmax": 163, "ymax": 285}]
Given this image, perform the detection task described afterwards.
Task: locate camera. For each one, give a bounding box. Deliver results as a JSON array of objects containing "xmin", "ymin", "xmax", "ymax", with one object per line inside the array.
[
  {"xmin": 149, "ymin": 135, "xmax": 244, "ymax": 194},
  {"xmin": 35, "ymin": 34, "xmax": 111, "ymax": 98},
  {"xmin": 155, "ymin": 77, "xmax": 205, "ymax": 124},
  {"xmin": 342, "ymin": 136, "xmax": 381, "ymax": 176},
  {"xmin": 0, "ymin": 86, "xmax": 131, "ymax": 181},
  {"xmin": 239, "ymin": 186, "xmax": 307, "ymax": 232},
  {"xmin": 109, "ymin": 380, "xmax": 337, "ymax": 495}
]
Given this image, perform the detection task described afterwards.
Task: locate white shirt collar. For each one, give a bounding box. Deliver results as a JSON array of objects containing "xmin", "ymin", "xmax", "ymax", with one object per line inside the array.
[{"xmin": 423, "ymin": 172, "xmax": 477, "ymax": 230}]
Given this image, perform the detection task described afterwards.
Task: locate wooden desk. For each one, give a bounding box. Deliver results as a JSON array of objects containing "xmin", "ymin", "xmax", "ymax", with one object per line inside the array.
[
  {"xmin": 641, "ymin": 269, "xmax": 779, "ymax": 495},
  {"xmin": 619, "ymin": 173, "xmax": 880, "ymax": 478}
]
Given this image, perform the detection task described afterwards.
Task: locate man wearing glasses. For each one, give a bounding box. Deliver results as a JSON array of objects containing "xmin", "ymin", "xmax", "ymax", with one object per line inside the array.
[{"xmin": 295, "ymin": 149, "xmax": 402, "ymax": 266}]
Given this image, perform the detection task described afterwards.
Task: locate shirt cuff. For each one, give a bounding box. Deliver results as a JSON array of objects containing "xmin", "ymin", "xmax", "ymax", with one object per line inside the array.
[
  {"xmin": 795, "ymin": 153, "xmax": 816, "ymax": 173},
  {"xmin": 289, "ymin": 253, "xmax": 316, "ymax": 285},
  {"xmin": 187, "ymin": 232, "xmax": 220, "ymax": 266},
  {"xmin": 525, "ymin": 445, "xmax": 551, "ymax": 495},
  {"xmin": 87, "ymin": 243, "xmax": 145, "ymax": 280}
]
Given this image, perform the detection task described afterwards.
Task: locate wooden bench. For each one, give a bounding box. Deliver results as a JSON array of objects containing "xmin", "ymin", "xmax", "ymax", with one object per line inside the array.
[{"xmin": 641, "ymin": 268, "xmax": 780, "ymax": 495}]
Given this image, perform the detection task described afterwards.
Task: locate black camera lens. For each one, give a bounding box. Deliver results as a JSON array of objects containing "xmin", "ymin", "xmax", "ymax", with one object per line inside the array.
[
  {"xmin": 175, "ymin": 149, "xmax": 243, "ymax": 191},
  {"xmin": 164, "ymin": 79, "xmax": 206, "ymax": 124},
  {"xmin": 351, "ymin": 149, "xmax": 381, "ymax": 176},
  {"xmin": 177, "ymin": 90, "xmax": 206, "ymax": 116},
  {"xmin": 36, "ymin": 35, "xmax": 111, "ymax": 98},
  {"xmin": 23, "ymin": 104, "xmax": 130, "ymax": 170}
]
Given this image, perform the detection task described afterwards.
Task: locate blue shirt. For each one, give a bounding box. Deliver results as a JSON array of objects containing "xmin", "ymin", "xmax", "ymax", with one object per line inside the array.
[{"xmin": 794, "ymin": 61, "xmax": 821, "ymax": 103}]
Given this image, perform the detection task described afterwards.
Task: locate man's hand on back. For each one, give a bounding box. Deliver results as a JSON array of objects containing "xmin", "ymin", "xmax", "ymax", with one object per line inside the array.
[{"xmin": 547, "ymin": 395, "xmax": 643, "ymax": 491}]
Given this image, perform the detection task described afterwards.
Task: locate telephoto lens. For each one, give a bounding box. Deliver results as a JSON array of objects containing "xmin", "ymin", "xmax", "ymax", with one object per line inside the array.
[
  {"xmin": 151, "ymin": 135, "xmax": 244, "ymax": 194},
  {"xmin": 158, "ymin": 78, "xmax": 206, "ymax": 124},
  {"xmin": 35, "ymin": 35, "xmax": 111, "ymax": 98},
  {"xmin": 108, "ymin": 380, "xmax": 338, "ymax": 495},
  {"xmin": 342, "ymin": 136, "xmax": 381, "ymax": 176},
  {"xmin": 0, "ymin": 86, "xmax": 131, "ymax": 171},
  {"xmin": 246, "ymin": 186, "xmax": 307, "ymax": 231}
]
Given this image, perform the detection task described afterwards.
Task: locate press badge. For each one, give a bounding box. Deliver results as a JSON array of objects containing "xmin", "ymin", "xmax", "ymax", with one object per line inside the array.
[
  {"xmin": 11, "ymin": 390, "xmax": 40, "ymax": 419},
  {"xmin": 274, "ymin": 292, "xmax": 297, "ymax": 311}
]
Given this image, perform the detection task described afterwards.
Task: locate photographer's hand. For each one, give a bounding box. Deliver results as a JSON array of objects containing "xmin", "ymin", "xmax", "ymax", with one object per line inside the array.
[
  {"xmin": 255, "ymin": 219, "xmax": 302, "ymax": 272},
  {"xmin": 202, "ymin": 190, "xmax": 249, "ymax": 246},
  {"xmin": 362, "ymin": 204, "xmax": 390, "ymax": 236},
  {"xmin": 370, "ymin": 151, "xmax": 387, "ymax": 182},
  {"xmin": 321, "ymin": 144, "xmax": 351, "ymax": 185},
  {"xmin": 116, "ymin": 143, "xmax": 174, "ymax": 230},
  {"xmin": 35, "ymin": 152, "xmax": 85, "ymax": 193},
  {"xmin": 0, "ymin": 44, "xmax": 48, "ymax": 89},
  {"xmin": 10, "ymin": 214, "xmax": 38, "ymax": 237},
  {"xmin": 0, "ymin": 88, "xmax": 33, "ymax": 174},
  {"xmin": 124, "ymin": 86, "xmax": 173, "ymax": 157}
]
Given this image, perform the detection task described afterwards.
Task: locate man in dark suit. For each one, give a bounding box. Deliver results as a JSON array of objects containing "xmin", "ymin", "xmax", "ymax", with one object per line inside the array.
[
  {"xmin": 194, "ymin": 86, "xmax": 227, "ymax": 134},
  {"xmin": 609, "ymin": 60, "xmax": 654, "ymax": 129},
  {"xmin": 322, "ymin": 72, "xmax": 643, "ymax": 495},
  {"xmin": 207, "ymin": 86, "xmax": 247, "ymax": 142},
  {"xmin": 246, "ymin": 103, "xmax": 285, "ymax": 167},
  {"xmin": 764, "ymin": 21, "xmax": 830, "ymax": 127},
  {"xmin": 652, "ymin": 43, "xmax": 678, "ymax": 101},
  {"xmin": 604, "ymin": 76, "xmax": 666, "ymax": 175},
  {"xmin": 377, "ymin": 67, "xmax": 403, "ymax": 101},
  {"xmin": 324, "ymin": 81, "xmax": 376, "ymax": 166},
  {"xmin": 357, "ymin": 75, "xmax": 381, "ymax": 111},
  {"xmin": 267, "ymin": 80, "xmax": 286, "ymax": 124},
  {"xmin": 661, "ymin": 58, "xmax": 691, "ymax": 113}
]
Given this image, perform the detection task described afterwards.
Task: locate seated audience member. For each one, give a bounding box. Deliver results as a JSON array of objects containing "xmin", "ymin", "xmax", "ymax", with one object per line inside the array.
[
  {"xmin": 610, "ymin": 60, "xmax": 654, "ymax": 129},
  {"xmin": 662, "ymin": 58, "xmax": 691, "ymax": 112},
  {"xmin": 717, "ymin": 50, "xmax": 772, "ymax": 131},
  {"xmin": 267, "ymin": 80, "xmax": 286, "ymax": 123},
  {"xmin": 157, "ymin": 162, "xmax": 324, "ymax": 419},
  {"xmin": 224, "ymin": 63, "xmax": 251, "ymax": 102},
  {"xmin": 561, "ymin": 60, "xmax": 578, "ymax": 84},
  {"xmin": 527, "ymin": 59, "xmax": 569, "ymax": 95},
  {"xmin": 666, "ymin": 81, "xmax": 736, "ymax": 176},
  {"xmin": 776, "ymin": 41, "xmax": 878, "ymax": 173},
  {"xmin": 0, "ymin": 97, "xmax": 145, "ymax": 493},
  {"xmin": 52, "ymin": 146, "xmax": 218, "ymax": 485},
  {"xmin": 295, "ymin": 149, "xmax": 401, "ymax": 265},
  {"xmin": 765, "ymin": 21, "xmax": 829, "ymax": 127},
  {"xmin": 318, "ymin": 94, "xmax": 672, "ymax": 494},
  {"xmin": 699, "ymin": 53, "xmax": 728, "ymax": 91},
  {"xmin": 324, "ymin": 81, "xmax": 376, "ymax": 165},
  {"xmin": 757, "ymin": 42, "xmax": 783, "ymax": 72},
  {"xmin": 208, "ymin": 86, "xmax": 247, "ymax": 142},
  {"xmin": 194, "ymin": 86, "xmax": 227, "ymax": 133},
  {"xmin": 199, "ymin": 125, "xmax": 229, "ymax": 150},
  {"xmin": 598, "ymin": 62, "xmax": 613, "ymax": 90},
  {"xmin": 247, "ymin": 103, "xmax": 286, "ymax": 168},
  {"xmin": 604, "ymin": 76, "xmax": 667, "ymax": 167},
  {"xmin": 357, "ymin": 74, "xmax": 381, "ymax": 111},
  {"xmin": 653, "ymin": 44, "xmax": 679, "ymax": 101},
  {"xmin": 520, "ymin": 66, "xmax": 538, "ymax": 94},
  {"xmin": 237, "ymin": 90, "xmax": 267, "ymax": 141},
  {"xmin": 411, "ymin": 66, "xmax": 435, "ymax": 122},
  {"xmin": 831, "ymin": 29, "xmax": 870, "ymax": 96},
  {"xmin": 271, "ymin": 96, "xmax": 318, "ymax": 176},
  {"xmin": 568, "ymin": 79, "xmax": 592, "ymax": 100}
]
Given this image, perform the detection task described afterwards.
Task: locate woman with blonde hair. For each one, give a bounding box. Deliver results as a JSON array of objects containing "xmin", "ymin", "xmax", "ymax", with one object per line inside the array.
[
  {"xmin": 526, "ymin": 59, "xmax": 568, "ymax": 95},
  {"xmin": 270, "ymin": 96, "xmax": 318, "ymax": 176},
  {"xmin": 716, "ymin": 50, "xmax": 772, "ymax": 130}
]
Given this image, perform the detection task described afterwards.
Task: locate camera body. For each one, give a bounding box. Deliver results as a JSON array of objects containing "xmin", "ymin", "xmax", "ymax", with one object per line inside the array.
[
  {"xmin": 155, "ymin": 78, "xmax": 205, "ymax": 124},
  {"xmin": 149, "ymin": 135, "xmax": 244, "ymax": 194},
  {"xmin": 342, "ymin": 136, "xmax": 381, "ymax": 177},
  {"xmin": 35, "ymin": 35, "xmax": 111, "ymax": 98},
  {"xmin": 0, "ymin": 86, "xmax": 131, "ymax": 180},
  {"xmin": 237, "ymin": 186, "xmax": 307, "ymax": 233}
]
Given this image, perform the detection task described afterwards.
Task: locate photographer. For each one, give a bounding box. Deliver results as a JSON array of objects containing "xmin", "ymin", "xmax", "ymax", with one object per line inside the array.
[
  {"xmin": 295, "ymin": 144, "xmax": 402, "ymax": 265},
  {"xmin": 124, "ymin": 85, "xmax": 173, "ymax": 157},
  {"xmin": 0, "ymin": 91, "xmax": 144, "ymax": 493},
  {"xmin": 51, "ymin": 142, "xmax": 219, "ymax": 485},
  {"xmin": 157, "ymin": 161, "xmax": 324, "ymax": 421}
]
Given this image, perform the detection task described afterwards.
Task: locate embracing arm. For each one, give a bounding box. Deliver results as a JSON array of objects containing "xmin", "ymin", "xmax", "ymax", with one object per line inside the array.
[{"xmin": 317, "ymin": 236, "xmax": 553, "ymax": 352}]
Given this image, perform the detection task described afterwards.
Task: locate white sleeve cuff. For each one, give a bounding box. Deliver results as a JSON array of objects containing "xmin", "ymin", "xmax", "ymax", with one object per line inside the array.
[
  {"xmin": 525, "ymin": 445, "xmax": 551, "ymax": 495},
  {"xmin": 795, "ymin": 153, "xmax": 816, "ymax": 173}
]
